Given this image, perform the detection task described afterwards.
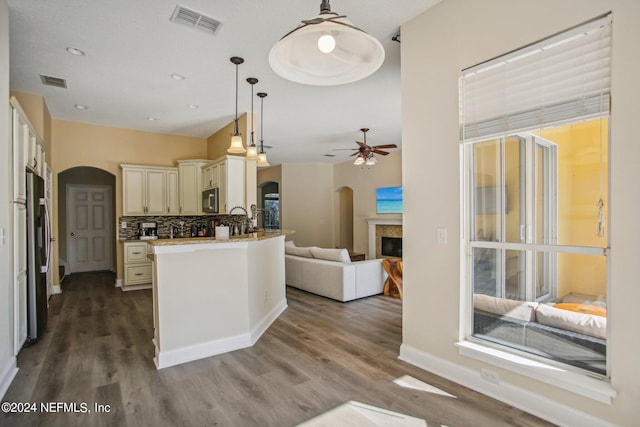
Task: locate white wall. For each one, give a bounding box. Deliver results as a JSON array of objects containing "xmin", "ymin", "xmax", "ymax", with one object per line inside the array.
[
  {"xmin": 333, "ymin": 150, "xmax": 402, "ymax": 254},
  {"xmin": 0, "ymin": 0, "xmax": 18, "ymax": 399},
  {"xmin": 401, "ymin": 0, "xmax": 640, "ymax": 425}
]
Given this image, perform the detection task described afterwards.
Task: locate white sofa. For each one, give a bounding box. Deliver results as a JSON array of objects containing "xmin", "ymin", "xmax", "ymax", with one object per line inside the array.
[{"xmin": 284, "ymin": 243, "xmax": 387, "ymax": 302}]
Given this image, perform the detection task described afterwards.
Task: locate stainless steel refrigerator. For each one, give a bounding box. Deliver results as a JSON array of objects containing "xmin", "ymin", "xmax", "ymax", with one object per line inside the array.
[{"xmin": 26, "ymin": 169, "xmax": 50, "ymax": 343}]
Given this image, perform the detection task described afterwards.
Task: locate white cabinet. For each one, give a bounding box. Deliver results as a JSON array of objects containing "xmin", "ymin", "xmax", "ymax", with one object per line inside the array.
[
  {"xmin": 123, "ymin": 241, "xmax": 153, "ymax": 290},
  {"xmin": 166, "ymin": 169, "xmax": 179, "ymax": 215},
  {"xmin": 202, "ymin": 162, "xmax": 219, "ymax": 190},
  {"xmin": 178, "ymin": 159, "xmax": 208, "ymax": 215},
  {"xmin": 13, "ymin": 202, "xmax": 28, "ymax": 354},
  {"xmin": 219, "ymin": 156, "xmax": 247, "ymax": 214},
  {"xmin": 121, "ymin": 165, "xmax": 179, "ymax": 216}
]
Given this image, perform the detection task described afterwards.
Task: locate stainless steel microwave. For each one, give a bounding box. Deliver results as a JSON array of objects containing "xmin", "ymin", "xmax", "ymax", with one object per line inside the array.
[{"xmin": 202, "ymin": 188, "xmax": 219, "ymax": 213}]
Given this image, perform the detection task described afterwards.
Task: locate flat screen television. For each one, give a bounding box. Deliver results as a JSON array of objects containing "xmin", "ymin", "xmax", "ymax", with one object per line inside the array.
[{"xmin": 376, "ymin": 186, "xmax": 403, "ymax": 214}]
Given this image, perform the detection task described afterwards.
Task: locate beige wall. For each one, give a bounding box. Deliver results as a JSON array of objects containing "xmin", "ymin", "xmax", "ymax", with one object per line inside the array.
[
  {"xmin": 280, "ymin": 163, "xmax": 334, "ymax": 248},
  {"xmin": 333, "ymin": 150, "xmax": 402, "ymax": 254},
  {"xmin": 51, "ymin": 120, "xmax": 207, "ymax": 284},
  {"xmin": 402, "ymin": 0, "xmax": 639, "ymax": 425}
]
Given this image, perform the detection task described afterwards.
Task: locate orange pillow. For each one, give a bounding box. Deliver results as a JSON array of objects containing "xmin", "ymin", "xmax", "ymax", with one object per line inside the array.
[{"xmin": 554, "ymin": 303, "xmax": 606, "ymax": 317}]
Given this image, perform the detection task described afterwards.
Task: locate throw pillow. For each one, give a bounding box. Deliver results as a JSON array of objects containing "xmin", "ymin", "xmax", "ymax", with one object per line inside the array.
[
  {"xmin": 310, "ymin": 247, "xmax": 351, "ymax": 263},
  {"xmin": 473, "ymin": 294, "xmax": 538, "ymax": 322},
  {"xmin": 285, "ymin": 245, "xmax": 313, "ymax": 258},
  {"xmin": 535, "ymin": 303, "xmax": 606, "ymax": 339}
]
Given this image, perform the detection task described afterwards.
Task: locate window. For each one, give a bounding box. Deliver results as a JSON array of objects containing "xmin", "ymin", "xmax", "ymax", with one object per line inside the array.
[{"xmin": 460, "ymin": 15, "xmax": 611, "ymax": 376}]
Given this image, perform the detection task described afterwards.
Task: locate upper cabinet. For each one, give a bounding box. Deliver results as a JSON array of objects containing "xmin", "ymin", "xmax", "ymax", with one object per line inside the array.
[
  {"xmin": 214, "ymin": 156, "xmax": 246, "ymax": 214},
  {"xmin": 10, "ymin": 98, "xmax": 47, "ymax": 202},
  {"xmin": 178, "ymin": 159, "xmax": 209, "ymax": 215},
  {"xmin": 121, "ymin": 165, "xmax": 179, "ymax": 216}
]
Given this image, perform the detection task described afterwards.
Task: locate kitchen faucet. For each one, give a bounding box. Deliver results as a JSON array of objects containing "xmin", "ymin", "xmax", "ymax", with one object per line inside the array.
[{"xmin": 229, "ymin": 206, "xmax": 255, "ymax": 234}]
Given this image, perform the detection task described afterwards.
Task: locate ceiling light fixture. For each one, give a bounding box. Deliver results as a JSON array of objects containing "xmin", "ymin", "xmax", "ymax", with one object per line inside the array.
[
  {"xmin": 246, "ymin": 77, "xmax": 259, "ymax": 161},
  {"xmin": 146, "ymin": 117, "xmax": 157, "ymax": 121},
  {"xmin": 171, "ymin": 73, "xmax": 186, "ymax": 80},
  {"xmin": 66, "ymin": 47, "xmax": 85, "ymax": 56},
  {"xmin": 256, "ymin": 92, "xmax": 270, "ymax": 168},
  {"xmin": 227, "ymin": 56, "xmax": 246, "ymax": 153},
  {"xmin": 268, "ymin": 0, "xmax": 385, "ymax": 86},
  {"xmin": 74, "ymin": 104, "xmax": 88, "ymax": 110},
  {"xmin": 188, "ymin": 104, "xmax": 199, "ymax": 109}
]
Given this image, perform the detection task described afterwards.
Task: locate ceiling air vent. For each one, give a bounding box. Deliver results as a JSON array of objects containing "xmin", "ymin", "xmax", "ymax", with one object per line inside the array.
[
  {"xmin": 40, "ymin": 74, "xmax": 67, "ymax": 88},
  {"xmin": 170, "ymin": 5, "xmax": 222, "ymax": 35}
]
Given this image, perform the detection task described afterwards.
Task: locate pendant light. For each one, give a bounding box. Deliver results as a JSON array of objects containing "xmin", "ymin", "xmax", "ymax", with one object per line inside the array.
[
  {"xmin": 269, "ymin": 0, "xmax": 385, "ymax": 86},
  {"xmin": 256, "ymin": 92, "xmax": 270, "ymax": 167},
  {"xmin": 227, "ymin": 56, "xmax": 246, "ymax": 153},
  {"xmin": 246, "ymin": 77, "xmax": 259, "ymax": 160}
]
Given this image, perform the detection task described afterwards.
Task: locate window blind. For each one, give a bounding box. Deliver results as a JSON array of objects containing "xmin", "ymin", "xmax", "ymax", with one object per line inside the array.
[{"xmin": 460, "ymin": 14, "xmax": 612, "ymax": 142}]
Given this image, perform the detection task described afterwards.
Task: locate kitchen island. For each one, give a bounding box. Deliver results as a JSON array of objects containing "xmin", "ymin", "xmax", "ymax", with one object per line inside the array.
[{"xmin": 147, "ymin": 230, "xmax": 293, "ymax": 369}]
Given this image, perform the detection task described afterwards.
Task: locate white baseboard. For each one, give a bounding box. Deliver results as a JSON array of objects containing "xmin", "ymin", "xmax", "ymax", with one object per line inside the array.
[
  {"xmin": 154, "ymin": 298, "xmax": 287, "ymax": 370},
  {"xmin": 154, "ymin": 333, "xmax": 252, "ymax": 369},
  {"xmin": 0, "ymin": 357, "xmax": 18, "ymax": 400},
  {"xmin": 52, "ymin": 284, "xmax": 62, "ymax": 294},
  {"xmin": 399, "ymin": 344, "xmax": 615, "ymax": 427},
  {"xmin": 115, "ymin": 278, "xmax": 122, "ymax": 288},
  {"xmin": 250, "ymin": 299, "xmax": 288, "ymax": 344}
]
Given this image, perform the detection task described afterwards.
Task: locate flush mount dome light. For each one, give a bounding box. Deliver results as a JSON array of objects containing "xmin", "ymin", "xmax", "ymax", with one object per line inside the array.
[{"xmin": 269, "ymin": 0, "xmax": 385, "ymax": 86}]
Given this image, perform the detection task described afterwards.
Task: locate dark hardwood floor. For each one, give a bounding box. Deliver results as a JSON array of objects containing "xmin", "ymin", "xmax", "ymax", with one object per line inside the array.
[{"xmin": 1, "ymin": 271, "xmax": 555, "ymax": 427}]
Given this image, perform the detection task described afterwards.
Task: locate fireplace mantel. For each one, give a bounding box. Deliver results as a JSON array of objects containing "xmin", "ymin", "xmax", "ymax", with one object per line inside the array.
[{"xmin": 365, "ymin": 217, "xmax": 402, "ymax": 259}]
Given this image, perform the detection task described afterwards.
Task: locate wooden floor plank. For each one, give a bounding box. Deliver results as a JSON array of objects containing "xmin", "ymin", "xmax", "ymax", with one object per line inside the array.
[{"xmin": 0, "ymin": 272, "xmax": 555, "ymax": 427}]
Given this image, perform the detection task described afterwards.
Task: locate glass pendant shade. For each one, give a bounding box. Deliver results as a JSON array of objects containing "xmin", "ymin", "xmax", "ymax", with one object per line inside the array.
[
  {"xmin": 269, "ymin": 2, "xmax": 385, "ymax": 86},
  {"xmin": 353, "ymin": 156, "xmax": 365, "ymax": 165},
  {"xmin": 246, "ymin": 144, "xmax": 258, "ymax": 160},
  {"xmin": 365, "ymin": 156, "xmax": 377, "ymax": 166},
  {"xmin": 228, "ymin": 134, "xmax": 245, "ymax": 153},
  {"xmin": 257, "ymin": 152, "xmax": 270, "ymax": 167}
]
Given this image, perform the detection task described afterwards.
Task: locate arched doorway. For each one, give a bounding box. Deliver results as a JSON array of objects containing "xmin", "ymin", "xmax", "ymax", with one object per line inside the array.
[
  {"xmin": 338, "ymin": 187, "xmax": 354, "ymax": 251},
  {"xmin": 260, "ymin": 181, "xmax": 280, "ymax": 229},
  {"xmin": 58, "ymin": 167, "xmax": 116, "ymax": 275}
]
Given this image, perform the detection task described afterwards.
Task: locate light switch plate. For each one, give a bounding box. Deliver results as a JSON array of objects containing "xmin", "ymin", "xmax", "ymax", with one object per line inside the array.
[{"xmin": 437, "ymin": 227, "xmax": 447, "ymax": 245}]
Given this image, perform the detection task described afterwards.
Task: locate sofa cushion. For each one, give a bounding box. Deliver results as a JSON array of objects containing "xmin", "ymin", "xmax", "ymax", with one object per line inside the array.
[
  {"xmin": 535, "ymin": 303, "xmax": 606, "ymax": 339},
  {"xmin": 285, "ymin": 245, "xmax": 314, "ymax": 258},
  {"xmin": 473, "ymin": 294, "xmax": 538, "ymax": 322},
  {"xmin": 310, "ymin": 247, "xmax": 351, "ymax": 263}
]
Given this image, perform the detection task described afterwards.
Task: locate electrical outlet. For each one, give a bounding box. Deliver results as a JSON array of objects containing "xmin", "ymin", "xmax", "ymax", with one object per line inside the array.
[
  {"xmin": 480, "ymin": 368, "xmax": 499, "ymax": 384},
  {"xmin": 121, "ymin": 221, "xmax": 127, "ymax": 229}
]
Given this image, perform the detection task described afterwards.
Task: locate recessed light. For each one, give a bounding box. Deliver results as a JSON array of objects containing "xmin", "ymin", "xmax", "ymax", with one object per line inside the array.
[
  {"xmin": 74, "ymin": 104, "xmax": 88, "ymax": 110},
  {"xmin": 66, "ymin": 47, "xmax": 85, "ymax": 56},
  {"xmin": 171, "ymin": 73, "xmax": 186, "ymax": 80},
  {"xmin": 188, "ymin": 104, "xmax": 199, "ymax": 109},
  {"xmin": 146, "ymin": 117, "xmax": 158, "ymax": 121}
]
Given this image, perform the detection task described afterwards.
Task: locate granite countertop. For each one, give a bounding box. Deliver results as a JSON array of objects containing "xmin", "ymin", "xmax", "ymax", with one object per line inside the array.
[{"xmin": 146, "ymin": 229, "xmax": 294, "ymax": 247}]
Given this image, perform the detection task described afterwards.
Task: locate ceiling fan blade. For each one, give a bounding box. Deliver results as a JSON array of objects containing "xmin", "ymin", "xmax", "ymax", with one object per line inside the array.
[
  {"xmin": 356, "ymin": 141, "xmax": 366, "ymax": 147},
  {"xmin": 373, "ymin": 150, "xmax": 390, "ymax": 156},
  {"xmin": 349, "ymin": 152, "xmax": 360, "ymax": 157},
  {"xmin": 372, "ymin": 144, "xmax": 398, "ymax": 149},
  {"xmin": 332, "ymin": 148, "xmax": 358, "ymax": 151}
]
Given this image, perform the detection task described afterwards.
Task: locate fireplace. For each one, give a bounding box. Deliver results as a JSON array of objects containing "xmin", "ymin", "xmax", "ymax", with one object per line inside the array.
[
  {"xmin": 366, "ymin": 217, "xmax": 403, "ymax": 259},
  {"xmin": 381, "ymin": 237, "xmax": 402, "ymax": 258}
]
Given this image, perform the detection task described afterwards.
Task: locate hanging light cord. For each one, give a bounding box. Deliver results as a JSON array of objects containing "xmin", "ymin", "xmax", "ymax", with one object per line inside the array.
[
  {"xmin": 250, "ymin": 83, "xmax": 255, "ymax": 145},
  {"xmin": 259, "ymin": 96, "xmax": 264, "ymax": 152},
  {"xmin": 233, "ymin": 62, "xmax": 239, "ymax": 136}
]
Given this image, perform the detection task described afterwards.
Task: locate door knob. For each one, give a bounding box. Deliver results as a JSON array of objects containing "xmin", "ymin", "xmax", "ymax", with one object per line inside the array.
[{"xmin": 70, "ymin": 232, "xmax": 76, "ymax": 236}]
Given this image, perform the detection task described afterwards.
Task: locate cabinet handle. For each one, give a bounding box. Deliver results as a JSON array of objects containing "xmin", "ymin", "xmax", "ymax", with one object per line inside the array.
[
  {"xmin": 167, "ymin": 206, "xmax": 169, "ymax": 213},
  {"xmin": 132, "ymin": 251, "xmax": 142, "ymax": 255},
  {"xmin": 33, "ymin": 157, "xmax": 38, "ymax": 168},
  {"xmin": 134, "ymin": 273, "xmax": 144, "ymax": 276}
]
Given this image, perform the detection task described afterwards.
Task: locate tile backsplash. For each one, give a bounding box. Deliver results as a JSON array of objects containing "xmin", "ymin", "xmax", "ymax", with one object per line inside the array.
[{"xmin": 118, "ymin": 214, "xmax": 251, "ymax": 239}]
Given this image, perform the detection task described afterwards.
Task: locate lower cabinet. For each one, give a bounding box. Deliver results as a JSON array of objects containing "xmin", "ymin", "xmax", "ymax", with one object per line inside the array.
[{"xmin": 123, "ymin": 241, "xmax": 153, "ymax": 290}]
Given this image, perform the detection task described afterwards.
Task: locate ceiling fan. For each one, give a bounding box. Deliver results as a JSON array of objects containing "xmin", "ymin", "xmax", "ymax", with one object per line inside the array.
[{"xmin": 334, "ymin": 128, "xmax": 397, "ymax": 165}]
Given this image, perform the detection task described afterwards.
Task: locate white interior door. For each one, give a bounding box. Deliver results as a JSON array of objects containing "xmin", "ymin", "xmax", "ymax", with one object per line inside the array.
[{"xmin": 67, "ymin": 185, "xmax": 112, "ymax": 273}]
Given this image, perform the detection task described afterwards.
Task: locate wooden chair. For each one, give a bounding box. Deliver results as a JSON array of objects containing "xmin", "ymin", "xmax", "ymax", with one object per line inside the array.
[{"xmin": 382, "ymin": 258, "xmax": 403, "ymax": 299}]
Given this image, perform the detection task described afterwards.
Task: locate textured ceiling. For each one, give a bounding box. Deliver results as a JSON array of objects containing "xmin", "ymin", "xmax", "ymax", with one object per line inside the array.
[{"xmin": 8, "ymin": 0, "xmax": 440, "ymax": 165}]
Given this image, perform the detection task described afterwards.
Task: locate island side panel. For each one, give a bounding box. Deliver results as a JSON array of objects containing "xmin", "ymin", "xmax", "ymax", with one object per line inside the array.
[
  {"xmin": 247, "ymin": 235, "xmax": 287, "ymax": 342},
  {"xmin": 155, "ymin": 245, "xmax": 250, "ymax": 359}
]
